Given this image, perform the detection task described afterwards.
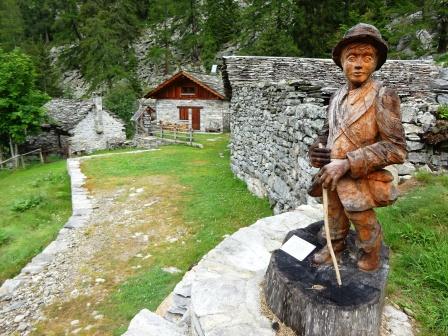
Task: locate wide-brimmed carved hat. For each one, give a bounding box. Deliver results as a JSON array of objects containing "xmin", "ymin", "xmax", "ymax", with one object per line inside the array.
[{"xmin": 332, "ymin": 23, "xmax": 388, "ymax": 70}]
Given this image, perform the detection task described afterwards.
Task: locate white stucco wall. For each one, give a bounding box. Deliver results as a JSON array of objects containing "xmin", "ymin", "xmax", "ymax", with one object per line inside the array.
[
  {"xmin": 155, "ymin": 99, "xmax": 230, "ymax": 131},
  {"xmin": 70, "ymin": 111, "xmax": 126, "ymax": 153}
]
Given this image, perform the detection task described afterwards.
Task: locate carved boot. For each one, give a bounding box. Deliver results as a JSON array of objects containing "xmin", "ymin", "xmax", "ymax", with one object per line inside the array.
[
  {"xmin": 313, "ymin": 239, "xmax": 346, "ymax": 265},
  {"xmin": 357, "ymin": 230, "xmax": 382, "ymax": 272}
]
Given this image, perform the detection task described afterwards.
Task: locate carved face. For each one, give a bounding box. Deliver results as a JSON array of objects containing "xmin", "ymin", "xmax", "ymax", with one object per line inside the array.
[{"xmin": 341, "ymin": 43, "xmax": 378, "ymax": 88}]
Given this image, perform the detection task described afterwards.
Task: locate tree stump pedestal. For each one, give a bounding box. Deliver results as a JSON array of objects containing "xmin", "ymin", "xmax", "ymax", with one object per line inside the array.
[{"xmin": 264, "ymin": 221, "xmax": 389, "ymax": 336}]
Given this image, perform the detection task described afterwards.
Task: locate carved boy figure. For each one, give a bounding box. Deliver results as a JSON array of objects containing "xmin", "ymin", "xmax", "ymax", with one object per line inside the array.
[{"xmin": 308, "ymin": 23, "xmax": 407, "ymax": 272}]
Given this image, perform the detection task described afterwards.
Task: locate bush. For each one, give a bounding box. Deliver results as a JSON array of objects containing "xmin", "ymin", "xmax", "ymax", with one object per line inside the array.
[
  {"xmin": 437, "ymin": 105, "xmax": 448, "ymax": 120},
  {"xmin": 11, "ymin": 195, "xmax": 44, "ymax": 212}
]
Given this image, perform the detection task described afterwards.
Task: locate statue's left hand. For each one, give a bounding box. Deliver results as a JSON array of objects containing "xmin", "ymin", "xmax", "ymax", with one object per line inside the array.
[{"xmin": 319, "ymin": 159, "xmax": 350, "ymax": 191}]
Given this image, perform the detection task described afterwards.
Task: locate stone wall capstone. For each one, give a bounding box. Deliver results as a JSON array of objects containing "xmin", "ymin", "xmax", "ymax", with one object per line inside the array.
[{"xmin": 222, "ymin": 56, "xmax": 447, "ymax": 213}]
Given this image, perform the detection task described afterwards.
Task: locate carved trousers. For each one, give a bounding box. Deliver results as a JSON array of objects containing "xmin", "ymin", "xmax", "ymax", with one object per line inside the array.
[{"xmin": 324, "ymin": 189, "xmax": 381, "ymax": 252}]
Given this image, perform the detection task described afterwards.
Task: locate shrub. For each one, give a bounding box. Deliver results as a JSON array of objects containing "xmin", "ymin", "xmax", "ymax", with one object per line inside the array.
[
  {"xmin": 437, "ymin": 105, "xmax": 448, "ymax": 120},
  {"xmin": 11, "ymin": 195, "xmax": 44, "ymax": 212}
]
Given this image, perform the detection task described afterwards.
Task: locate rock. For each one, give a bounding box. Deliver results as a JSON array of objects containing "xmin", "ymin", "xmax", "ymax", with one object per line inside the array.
[
  {"xmin": 162, "ymin": 267, "xmax": 182, "ymax": 274},
  {"xmin": 71, "ymin": 320, "xmax": 80, "ymax": 326},
  {"xmin": 415, "ymin": 29, "xmax": 433, "ymax": 50},
  {"xmin": 408, "ymin": 152, "xmax": 428, "ymax": 164},
  {"xmin": 401, "ymin": 104, "xmax": 419, "ymax": 123},
  {"xmin": 437, "ymin": 94, "xmax": 448, "ymax": 105},
  {"xmin": 383, "ymin": 305, "xmax": 414, "ymax": 336},
  {"xmin": 417, "ymin": 112, "xmax": 436, "ymax": 131},
  {"xmin": 406, "ymin": 141, "xmax": 425, "ymax": 151},
  {"xmin": 72, "ymin": 327, "xmax": 83, "ymax": 334},
  {"xmin": 14, "ymin": 314, "xmax": 26, "ymax": 323},
  {"xmin": 94, "ymin": 314, "xmax": 104, "ymax": 320},
  {"xmin": 272, "ymin": 176, "xmax": 290, "ymax": 200},
  {"xmin": 431, "ymin": 78, "xmax": 448, "ymax": 91},
  {"xmin": 418, "ymin": 164, "xmax": 432, "ymax": 173},
  {"xmin": 95, "ymin": 278, "xmax": 106, "ymax": 284},
  {"xmin": 246, "ymin": 176, "xmax": 267, "ymax": 198},
  {"xmin": 395, "ymin": 162, "xmax": 416, "ymax": 175},
  {"xmin": 17, "ymin": 322, "xmax": 28, "ymax": 331},
  {"xmin": 122, "ymin": 309, "xmax": 185, "ymax": 336},
  {"xmin": 399, "ymin": 175, "xmax": 413, "ymax": 183},
  {"xmin": 403, "ymin": 123, "xmax": 422, "ymax": 134},
  {"xmin": 0, "ymin": 279, "xmax": 22, "ymax": 300}
]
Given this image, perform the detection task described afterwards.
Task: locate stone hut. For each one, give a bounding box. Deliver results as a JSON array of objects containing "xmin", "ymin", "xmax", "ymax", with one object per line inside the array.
[
  {"xmin": 222, "ymin": 56, "xmax": 447, "ymax": 213},
  {"xmin": 27, "ymin": 97, "xmax": 126, "ymax": 156},
  {"xmin": 144, "ymin": 70, "xmax": 230, "ymax": 132}
]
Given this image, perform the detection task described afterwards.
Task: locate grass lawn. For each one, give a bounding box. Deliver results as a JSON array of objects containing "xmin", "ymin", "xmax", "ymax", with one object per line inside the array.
[
  {"xmin": 378, "ymin": 173, "xmax": 448, "ymax": 336},
  {"xmin": 0, "ymin": 161, "xmax": 72, "ymax": 283},
  {"xmin": 78, "ymin": 133, "xmax": 273, "ymax": 335}
]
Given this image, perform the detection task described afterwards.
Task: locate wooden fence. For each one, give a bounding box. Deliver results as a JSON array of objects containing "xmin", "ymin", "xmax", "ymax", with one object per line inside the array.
[
  {"xmin": 148, "ymin": 122, "xmax": 196, "ymax": 146},
  {"xmin": 0, "ymin": 148, "xmax": 44, "ymax": 169}
]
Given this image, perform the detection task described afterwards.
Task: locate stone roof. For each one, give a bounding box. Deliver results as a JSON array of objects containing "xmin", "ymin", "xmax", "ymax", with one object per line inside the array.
[
  {"xmin": 187, "ymin": 71, "xmax": 225, "ymax": 97},
  {"xmin": 44, "ymin": 98, "xmax": 122, "ymax": 132}
]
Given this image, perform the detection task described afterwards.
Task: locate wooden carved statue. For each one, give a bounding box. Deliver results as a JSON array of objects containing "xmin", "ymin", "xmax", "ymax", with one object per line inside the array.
[{"xmin": 308, "ymin": 23, "xmax": 407, "ymax": 272}]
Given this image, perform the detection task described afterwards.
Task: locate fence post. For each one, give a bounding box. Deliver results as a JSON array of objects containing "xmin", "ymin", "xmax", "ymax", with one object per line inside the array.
[
  {"xmin": 189, "ymin": 129, "xmax": 193, "ymax": 146},
  {"xmin": 20, "ymin": 155, "xmax": 25, "ymax": 168},
  {"xmin": 174, "ymin": 128, "xmax": 177, "ymax": 143},
  {"xmin": 14, "ymin": 143, "xmax": 19, "ymax": 168},
  {"xmin": 39, "ymin": 149, "xmax": 44, "ymax": 163},
  {"xmin": 0, "ymin": 146, "xmax": 3, "ymax": 169}
]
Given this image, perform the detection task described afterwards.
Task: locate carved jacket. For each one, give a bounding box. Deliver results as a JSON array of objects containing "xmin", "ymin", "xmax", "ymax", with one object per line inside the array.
[{"xmin": 310, "ymin": 79, "xmax": 407, "ymax": 211}]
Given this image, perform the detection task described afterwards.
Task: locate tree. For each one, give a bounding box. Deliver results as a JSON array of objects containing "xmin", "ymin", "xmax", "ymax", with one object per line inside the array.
[
  {"xmin": 0, "ymin": 49, "xmax": 49, "ymax": 160},
  {"xmin": 104, "ymin": 80, "xmax": 138, "ymax": 138},
  {"xmin": 240, "ymin": 0, "xmax": 300, "ymax": 57},
  {"xmin": 0, "ymin": 0, "xmax": 24, "ymax": 51}
]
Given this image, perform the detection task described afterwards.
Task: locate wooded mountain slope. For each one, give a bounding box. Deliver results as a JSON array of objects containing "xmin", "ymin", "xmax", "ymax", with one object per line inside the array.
[{"xmin": 0, "ymin": 0, "xmax": 446, "ymax": 99}]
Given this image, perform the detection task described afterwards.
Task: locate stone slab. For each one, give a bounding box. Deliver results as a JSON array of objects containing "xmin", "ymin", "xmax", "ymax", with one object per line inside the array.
[{"xmin": 122, "ymin": 309, "xmax": 185, "ymax": 336}]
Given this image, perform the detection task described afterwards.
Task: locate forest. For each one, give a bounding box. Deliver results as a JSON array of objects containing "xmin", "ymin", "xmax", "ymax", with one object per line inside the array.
[{"xmin": 0, "ymin": 0, "xmax": 447, "ymax": 138}]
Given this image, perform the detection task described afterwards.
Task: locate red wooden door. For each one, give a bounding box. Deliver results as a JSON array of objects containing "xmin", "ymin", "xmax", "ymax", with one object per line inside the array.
[{"xmin": 192, "ymin": 108, "xmax": 201, "ymax": 130}]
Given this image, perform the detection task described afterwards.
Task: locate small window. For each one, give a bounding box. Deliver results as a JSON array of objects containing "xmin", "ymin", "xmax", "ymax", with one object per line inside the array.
[
  {"xmin": 181, "ymin": 86, "xmax": 196, "ymax": 95},
  {"xmin": 179, "ymin": 107, "xmax": 189, "ymax": 120}
]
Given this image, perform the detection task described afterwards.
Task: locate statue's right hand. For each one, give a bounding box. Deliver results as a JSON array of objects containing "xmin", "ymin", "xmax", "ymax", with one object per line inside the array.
[{"xmin": 309, "ymin": 147, "xmax": 331, "ymax": 168}]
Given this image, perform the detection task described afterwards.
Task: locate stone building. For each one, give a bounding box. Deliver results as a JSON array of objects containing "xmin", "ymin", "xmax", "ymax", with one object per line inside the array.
[
  {"xmin": 222, "ymin": 56, "xmax": 447, "ymax": 213},
  {"xmin": 144, "ymin": 70, "xmax": 230, "ymax": 132},
  {"xmin": 27, "ymin": 97, "xmax": 126, "ymax": 156}
]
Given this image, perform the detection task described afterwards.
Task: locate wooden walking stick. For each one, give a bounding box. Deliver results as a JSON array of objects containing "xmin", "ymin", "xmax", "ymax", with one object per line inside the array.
[{"xmin": 319, "ymin": 143, "xmax": 342, "ymax": 286}]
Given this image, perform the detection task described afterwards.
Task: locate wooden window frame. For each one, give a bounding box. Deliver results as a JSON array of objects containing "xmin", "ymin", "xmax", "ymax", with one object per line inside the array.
[{"xmin": 181, "ymin": 86, "xmax": 196, "ymax": 96}]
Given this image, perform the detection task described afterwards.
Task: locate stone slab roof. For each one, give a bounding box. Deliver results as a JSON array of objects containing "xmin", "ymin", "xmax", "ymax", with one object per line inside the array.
[{"xmin": 44, "ymin": 98, "xmax": 122, "ymax": 132}]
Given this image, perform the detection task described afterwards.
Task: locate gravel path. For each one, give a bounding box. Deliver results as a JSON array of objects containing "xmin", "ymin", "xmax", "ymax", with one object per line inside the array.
[{"xmin": 0, "ymin": 150, "xmax": 161, "ymax": 335}]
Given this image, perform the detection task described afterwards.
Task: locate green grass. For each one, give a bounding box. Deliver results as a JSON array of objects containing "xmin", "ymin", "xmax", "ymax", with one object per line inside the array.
[
  {"xmin": 0, "ymin": 161, "xmax": 72, "ymax": 283},
  {"xmin": 81, "ymin": 133, "xmax": 273, "ymax": 334},
  {"xmin": 378, "ymin": 173, "xmax": 448, "ymax": 336}
]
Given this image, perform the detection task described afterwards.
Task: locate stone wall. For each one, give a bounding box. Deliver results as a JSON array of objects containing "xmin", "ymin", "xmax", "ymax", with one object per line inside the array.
[
  {"xmin": 156, "ymin": 99, "xmax": 230, "ymax": 132},
  {"xmin": 70, "ymin": 110, "xmax": 126, "ymax": 154},
  {"xmin": 222, "ymin": 56, "xmax": 447, "ymax": 213}
]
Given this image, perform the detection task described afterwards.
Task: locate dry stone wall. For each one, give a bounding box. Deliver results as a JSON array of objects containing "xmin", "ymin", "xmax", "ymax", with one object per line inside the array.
[{"xmin": 222, "ymin": 56, "xmax": 447, "ymax": 213}]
